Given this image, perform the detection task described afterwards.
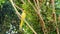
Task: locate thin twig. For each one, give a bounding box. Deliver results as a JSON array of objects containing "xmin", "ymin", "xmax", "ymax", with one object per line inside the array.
[
  {"xmin": 33, "ymin": 0, "xmax": 37, "ymax": 8},
  {"xmin": 28, "ymin": 0, "xmax": 37, "ymax": 13},
  {"xmin": 24, "ymin": 20, "xmax": 37, "ymax": 34},
  {"xmin": 9, "ymin": 0, "xmax": 21, "ymax": 19},
  {"xmin": 50, "ymin": 0, "xmax": 59, "ymax": 34},
  {"xmin": 21, "ymin": 0, "xmax": 26, "ymax": 4},
  {"xmin": 36, "ymin": 0, "xmax": 40, "ymax": 9},
  {"xmin": 14, "ymin": 4, "xmax": 24, "ymax": 11},
  {"xmin": 9, "ymin": 0, "xmax": 37, "ymax": 34}
]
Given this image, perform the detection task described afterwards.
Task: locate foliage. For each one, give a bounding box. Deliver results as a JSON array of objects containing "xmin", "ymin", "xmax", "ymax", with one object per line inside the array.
[{"xmin": 0, "ymin": 0, "xmax": 60, "ymax": 34}]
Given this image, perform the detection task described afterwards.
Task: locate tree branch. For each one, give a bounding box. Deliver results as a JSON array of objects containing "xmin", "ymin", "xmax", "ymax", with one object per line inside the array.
[
  {"xmin": 9, "ymin": 0, "xmax": 37, "ymax": 34},
  {"xmin": 50, "ymin": 0, "xmax": 59, "ymax": 34},
  {"xmin": 28, "ymin": 0, "xmax": 47, "ymax": 34}
]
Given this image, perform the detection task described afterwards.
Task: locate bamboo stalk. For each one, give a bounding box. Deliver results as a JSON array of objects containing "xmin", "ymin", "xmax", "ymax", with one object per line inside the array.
[
  {"xmin": 50, "ymin": 0, "xmax": 59, "ymax": 34},
  {"xmin": 9, "ymin": 0, "xmax": 37, "ymax": 34}
]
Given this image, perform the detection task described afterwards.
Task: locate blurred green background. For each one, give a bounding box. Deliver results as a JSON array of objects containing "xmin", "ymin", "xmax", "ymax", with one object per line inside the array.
[{"xmin": 0, "ymin": 0, "xmax": 60, "ymax": 34}]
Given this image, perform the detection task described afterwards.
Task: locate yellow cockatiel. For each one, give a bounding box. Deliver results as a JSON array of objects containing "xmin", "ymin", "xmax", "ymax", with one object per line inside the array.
[{"xmin": 20, "ymin": 10, "xmax": 26, "ymax": 30}]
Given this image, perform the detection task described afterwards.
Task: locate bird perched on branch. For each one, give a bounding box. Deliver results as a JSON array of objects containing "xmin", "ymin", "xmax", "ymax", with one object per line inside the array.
[{"xmin": 19, "ymin": 10, "xmax": 26, "ymax": 30}]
